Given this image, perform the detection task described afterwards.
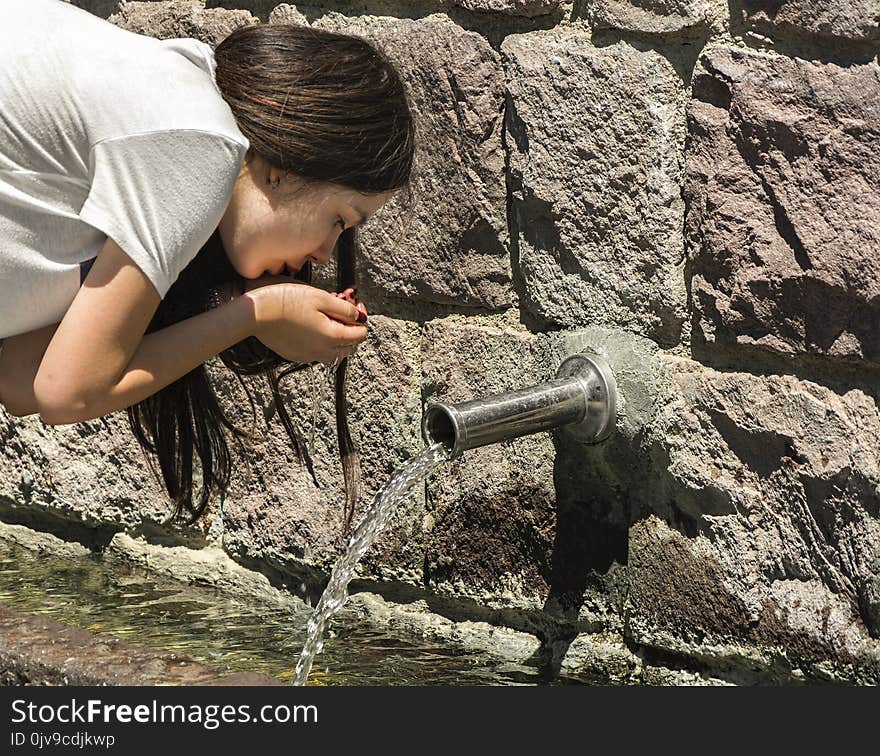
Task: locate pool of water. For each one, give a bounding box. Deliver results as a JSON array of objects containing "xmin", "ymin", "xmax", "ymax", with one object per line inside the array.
[{"xmin": 0, "ymin": 538, "xmax": 594, "ymax": 686}]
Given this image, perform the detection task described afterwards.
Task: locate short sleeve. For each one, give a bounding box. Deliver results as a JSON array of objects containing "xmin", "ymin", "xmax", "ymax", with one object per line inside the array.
[{"xmin": 78, "ymin": 129, "xmax": 246, "ymax": 298}]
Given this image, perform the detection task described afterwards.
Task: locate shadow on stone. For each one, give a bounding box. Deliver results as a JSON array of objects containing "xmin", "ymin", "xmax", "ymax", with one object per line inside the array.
[
  {"xmin": 590, "ymin": 27, "xmax": 712, "ymax": 87},
  {"xmin": 529, "ymin": 434, "xmax": 631, "ymax": 677},
  {"xmin": 0, "ymin": 497, "xmax": 118, "ymax": 552},
  {"xmin": 728, "ymin": 0, "xmax": 880, "ymax": 66}
]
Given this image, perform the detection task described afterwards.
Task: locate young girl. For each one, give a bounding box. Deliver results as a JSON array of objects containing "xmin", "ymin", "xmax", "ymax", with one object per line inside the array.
[{"xmin": 0, "ymin": 1, "xmax": 416, "ymax": 535}]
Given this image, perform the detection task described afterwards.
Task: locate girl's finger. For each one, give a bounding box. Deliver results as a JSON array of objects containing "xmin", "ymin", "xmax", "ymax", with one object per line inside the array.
[
  {"xmin": 324, "ymin": 318, "xmax": 368, "ymax": 343},
  {"xmin": 320, "ymin": 293, "xmax": 366, "ymax": 324},
  {"xmin": 333, "ymin": 342, "xmax": 359, "ymax": 360}
]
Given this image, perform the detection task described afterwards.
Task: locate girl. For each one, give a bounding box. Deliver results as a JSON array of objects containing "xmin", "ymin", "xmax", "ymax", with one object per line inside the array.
[{"xmin": 0, "ymin": 1, "xmax": 416, "ymax": 535}]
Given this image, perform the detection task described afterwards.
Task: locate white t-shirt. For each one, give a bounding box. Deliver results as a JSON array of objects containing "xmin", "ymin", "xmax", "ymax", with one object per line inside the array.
[{"xmin": 0, "ymin": 0, "xmax": 251, "ymax": 340}]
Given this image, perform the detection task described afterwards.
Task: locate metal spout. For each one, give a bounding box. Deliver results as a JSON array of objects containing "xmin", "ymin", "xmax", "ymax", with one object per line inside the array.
[{"xmin": 422, "ymin": 353, "xmax": 617, "ymax": 459}]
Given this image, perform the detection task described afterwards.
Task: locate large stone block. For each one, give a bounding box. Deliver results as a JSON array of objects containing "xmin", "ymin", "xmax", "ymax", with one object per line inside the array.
[
  {"xmin": 627, "ymin": 516, "xmax": 879, "ymax": 682},
  {"xmin": 685, "ymin": 48, "xmax": 880, "ymax": 362},
  {"xmin": 0, "ymin": 409, "xmax": 178, "ymax": 534},
  {"xmin": 589, "ymin": 0, "xmax": 713, "ymax": 34},
  {"xmin": 502, "ymin": 31, "xmax": 687, "ymax": 345},
  {"xmin": 303, "ymin": 13, "xmax": 513, "ymax": 310},
  {"xmin": 451, "ymin": 0, "xmax": 561, "ymax": 17},
  {"xmin": 420, "ymin": 314, "xmax": 559, "ymax": 609},
  {"xmin": 739, "ymin": 0, "xmax": 880, "ymax": 45},
  {"xmin": 650, "ymin": 361, "xmax": 880, "ymax": 644},
  {"xmin": 640, "ymin": 360, "xmax": 879, "ymax": 675},
  {"xmin": 108, "ymin": 0, "xmax": 258, "ymax": 44}
]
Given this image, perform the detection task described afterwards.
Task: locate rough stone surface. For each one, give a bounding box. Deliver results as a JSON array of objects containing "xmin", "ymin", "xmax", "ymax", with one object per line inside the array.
[
  {"xmin": 0, "ymin": 408, "xmax": 187, "ymax": 537},
  {"xmin": 740, "ymin": 0, "xmax": 880, "ymax": 45},
  {"xmin": 503, "ymin": 31, "xmax": 687, "ymax": 345},
  {"xmin": 627, "ymin": 517, "xmax": 880, "ymax": 683},
  {"xmin": 216, "ymin": 315, "xmax": 427, "ymax": 589},
  {"xmin": 420, "ymin": 314, "xmax": 559, "ymax": 610},
  {"xmin": 657, "ymin": 362, "xmax": 880, "ymax": 636},
  {"xmin": 589, "ymin": 0, "xmax": 712, "ymax": 34},
  {"xmin": 560, "ymin": 628, "xmax": 735, "ymax": 685},
  {"xmin": 266, "ymin": 1, "xmax": 309, "ymax": 25},
  {"xmin": 452, "ymin": 0, "xmax": 561, "ymax": 17},
  {"xmin": 559, "ymin": 632, "xmax": 641, "ymax": 682},
  {"xmin": 108, "ymin": 0, "xmax": 259, "ymax": 44},
  {"xmin": 631, "ymin": 362, "xmax": 880, "ymax": 680},
  {"xmin": 685, "ymin": 48, "xmax": 880, "ymax": 362},
  {"xmin": 0, "ymin": 603, "xmax": 281, "ymax": 686},
  {"xmin": 307, "ymin": 13, "xmax": 513, "ymax": 311},
  {"xmin": 637, "ymin": 664, "xmax": 733, "ymax": 685}
]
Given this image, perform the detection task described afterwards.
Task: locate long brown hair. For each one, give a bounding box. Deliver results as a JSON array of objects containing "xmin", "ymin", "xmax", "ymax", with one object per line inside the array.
[{"xmin": 126, "ymin": 22, "xmax": 415, "ymax": 537}]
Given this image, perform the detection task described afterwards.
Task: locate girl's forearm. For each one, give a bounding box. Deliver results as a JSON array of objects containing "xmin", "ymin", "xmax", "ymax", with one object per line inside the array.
[
  {"xmin": 0, "ymin": 323, "xmax": 60, "ymax": 417},
  {"xmin": 42, "ymin": 292, "xmax": 261, "ymax": 425}
]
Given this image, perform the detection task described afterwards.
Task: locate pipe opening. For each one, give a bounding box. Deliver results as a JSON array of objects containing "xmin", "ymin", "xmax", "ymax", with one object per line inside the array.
[{"xmin": 423, "ymin": 405, "xmax": 456, "ymax": 454}]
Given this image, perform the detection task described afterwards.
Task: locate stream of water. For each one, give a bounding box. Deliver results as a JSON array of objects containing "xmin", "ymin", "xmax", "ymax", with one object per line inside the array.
[{"xmin": 293, "ymin": 442, "xmax": 450, "ymax": 685}]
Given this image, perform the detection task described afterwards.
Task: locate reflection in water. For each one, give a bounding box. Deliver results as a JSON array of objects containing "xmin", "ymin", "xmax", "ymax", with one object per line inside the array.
[{"xmin": 0, "ymin": 539, "xmax": 593, "ymax": 685}]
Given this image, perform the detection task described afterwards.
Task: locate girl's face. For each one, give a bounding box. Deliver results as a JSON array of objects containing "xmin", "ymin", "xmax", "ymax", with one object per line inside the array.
[{"xmin": 219, "ymin": 151, "xmax": 395, "ymax": 280}]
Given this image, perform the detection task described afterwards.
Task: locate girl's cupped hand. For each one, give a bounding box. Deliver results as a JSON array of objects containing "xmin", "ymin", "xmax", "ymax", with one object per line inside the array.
[{"xmin": 244, "ymin": 276, "xmax": 368, "ymax": 365}]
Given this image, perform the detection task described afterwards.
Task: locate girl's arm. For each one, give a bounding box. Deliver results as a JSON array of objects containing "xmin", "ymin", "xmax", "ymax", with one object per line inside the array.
[
  {"xmin": 0, "ymin": 323, "xmax": 60, "ymax": 417},
  {"xmin": 29, "ymin": 236, "xmax": 364, "ymax": 426},
  {"xmin": 31, "ymin": 236, "xmax": 259, "ymax": 426}
]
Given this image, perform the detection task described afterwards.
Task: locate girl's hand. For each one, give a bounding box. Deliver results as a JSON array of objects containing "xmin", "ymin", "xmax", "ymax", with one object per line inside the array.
[
  {"xmin": 333, "ymin": 287, "xmax": 368, "ymax": 321},
  {"xmin": 245, "ymin": 278, "xmax": 367, "ymax": 364}
]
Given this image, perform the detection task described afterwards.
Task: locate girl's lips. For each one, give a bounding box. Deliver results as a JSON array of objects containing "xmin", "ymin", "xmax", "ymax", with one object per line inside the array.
[{"xmin": 269, "ymin": 264, "xmax": 296, "ymax": 276}]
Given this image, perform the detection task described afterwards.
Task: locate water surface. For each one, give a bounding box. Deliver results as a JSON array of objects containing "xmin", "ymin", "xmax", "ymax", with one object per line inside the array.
[{"xmin": 0, "ymin": 538, "xmax": 594, "ymax": 685}]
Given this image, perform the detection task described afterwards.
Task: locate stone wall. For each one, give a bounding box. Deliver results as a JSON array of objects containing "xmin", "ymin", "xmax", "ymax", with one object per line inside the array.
[{"xmin": 2, "ymin": 0, "xmax": 878, "ymax": 683}]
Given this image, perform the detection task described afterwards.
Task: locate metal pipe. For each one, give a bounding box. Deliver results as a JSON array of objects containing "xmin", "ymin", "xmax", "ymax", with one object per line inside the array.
[{"xmin": 422, "ymin": 353, "xmax": 617, "ymax": 459}]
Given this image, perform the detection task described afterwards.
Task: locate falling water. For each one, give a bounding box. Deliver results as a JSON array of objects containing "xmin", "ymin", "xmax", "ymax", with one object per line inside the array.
[{"xmin": 293, "ymin": 442, "xmax": 450, "ymax": 685}]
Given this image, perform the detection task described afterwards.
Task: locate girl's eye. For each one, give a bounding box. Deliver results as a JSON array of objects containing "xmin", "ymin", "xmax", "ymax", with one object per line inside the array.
[{"xmin": 336, "ymin": 216, "xmax": 346, "ymax": 231}]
